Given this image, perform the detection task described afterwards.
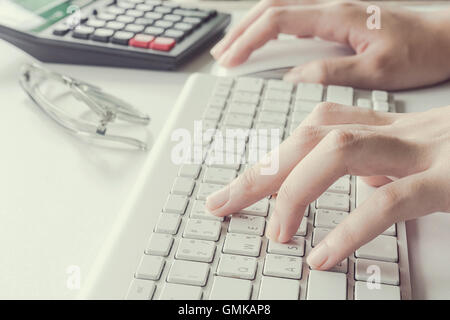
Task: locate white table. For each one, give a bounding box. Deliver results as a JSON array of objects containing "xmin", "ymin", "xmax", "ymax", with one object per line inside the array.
[{"xmin": 0, "ymin": 4, "xmax": 449, "ymax": 299}]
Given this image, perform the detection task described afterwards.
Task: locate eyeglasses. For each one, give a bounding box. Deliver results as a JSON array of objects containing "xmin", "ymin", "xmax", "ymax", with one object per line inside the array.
[{"xmin": 19, "ymin": 63, "xmax": 151, "ymax": 151}]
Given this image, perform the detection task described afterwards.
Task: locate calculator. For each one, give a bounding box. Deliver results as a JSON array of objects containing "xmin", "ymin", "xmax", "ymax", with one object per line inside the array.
[{"xmin": 0, "ymin": 0, "xmax": 231, "ymax": 70}]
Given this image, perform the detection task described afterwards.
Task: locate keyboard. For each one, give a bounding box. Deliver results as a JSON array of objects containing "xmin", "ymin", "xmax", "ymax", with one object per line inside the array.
[
  {"xmin": 83, "ymin": 74, "xmax": 412, "ymax": 300},
  {"xmin": 0, "ymin": 0, "xmax": 230, "ymax": 70}
]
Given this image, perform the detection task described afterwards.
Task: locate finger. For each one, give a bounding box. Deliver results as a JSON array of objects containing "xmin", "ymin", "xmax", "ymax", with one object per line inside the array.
[
  {"xmin": 283, "ymin": 54, "xmax": 385, "ymax": 88},
  {"xmin": 307, "ymin": 171, "xmax": 440, "ymax": 270},
  {"xmin": 361, "ymin": 176, "xmax": 393, "ymax": 187},
  {"xmin": 206, "ymin": 103, "xmax": 399, "ymax": 217},
  {"xmin": 218, "ymin": 4, "xmax": 329, "ymax": 68},
  {"xmin": 211, "ymin": 0, "xmax": 322, "ymax": 59},
  {"xmin": 270, "ymin": 129, "xmax": 426, "ymax": 243},
  {"xmin": 205, "ymin": 123, "xmax": 374, "ymax": 217}
]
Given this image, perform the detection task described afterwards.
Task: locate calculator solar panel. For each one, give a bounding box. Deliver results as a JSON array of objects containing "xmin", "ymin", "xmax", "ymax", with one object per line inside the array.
[{"xmin": 0, "ymin": 0, "xmax": 231, "ymax": 70}]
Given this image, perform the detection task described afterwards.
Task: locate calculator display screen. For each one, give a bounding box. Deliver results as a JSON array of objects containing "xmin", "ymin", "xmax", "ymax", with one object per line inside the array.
[{"xmin": 0, "ymin": 0, "xmax": 94, "ymax": 32}]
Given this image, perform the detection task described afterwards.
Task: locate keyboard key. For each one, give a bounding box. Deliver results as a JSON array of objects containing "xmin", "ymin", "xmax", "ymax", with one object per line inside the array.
[
  {"xmin": 216, "ymin": 254, "xmax": 257, "ymax": 280},
  {"xmin": 203, "ymin": 107, "xmax": 222, "ymax": 121},
  {"xmin": 223, "ymin": 233, "xmax": 262, "ymax": 257},
  {"xmin": 316, "ymin": 192, "xmax": 350, "ymax": 212},
  {"xmin": 209, "ymin": 276, "xmax": 252, "ymax": 300},
  {"xmin": 258, "ymin": 276, "xmax": 300, "ymax": 300},
  {"xmin": 171, "ymin": 177, "xmax": 195, "ymax": 196},
  {"xmin": 326, "ymin": 85, "xmax": 354, "ymax": 106},
  {"xmin": 111, "ymin": 31, "xmax": 134, "ymax": 45},
  {"xmin": 330, "ymin": 258, "xmax": 349, "ymax": 274},
  {"xmin": 257, "ymin": 111, "xmax": 287, "ymax": 126},
  {"xmin": 164, "ymin": 29, "xmax": 185, "ymax": 42},
  {"xmin": 357, "ymin": 98, "xmax": 372, "ymax": 109},
  {"xmin": 372, "ymin": 90, "xmax": 388, "ymax": 102},
  {"xmin": 239, "ymin": 199, "xmax": 269, "ymax": 217},
  {"xmin": 167, "ymin": 260, "xmax": 209, "ymax": 286},
  {"xmin": 145, "ymin": 233, "xmax": 173, "ymax": 256},
  {"xmin": 183, "ymin": 218, "xmax": 222, "ymax": 241},
  {"xmin": 355, "ymin": 235, "xmax": 398, "ymax": 262},
  {"xmin": 228, "ymin": 102, "xmax": 257, "ymax": 116},
  {"xmin": 159, "ymin": 283, "xmax": 202, "ymax": 300},
  {"xmin": 150, "ymin": 37, "xmax": 176, "ymax": 51},
  {"xmin": 312, "ymin": 227, "xmax": 331, "ymax": 247},
  {"xmin": 228, "ymin": 213, "xmax": 265, "ymax": 236},
  {"xmin": 135, "ymin": 255, "xmax": 165, "ymax": 280},
  {"xmin": 232, "ymin": 91, "xmax": 260, "ymax": 104},
  {"xmin": 293, "ymin": 100, "xmax": 317, "ymax": 112},
  {"xmin": 264, "ymin": 89, "xmax": 291, "ymax": 102},
  {"xmin": 155, "ymin": 213, "xmax": 181, "ymax": 234},
  {"xmin": 354, "ymin": 281, "xmax": 400, "ymax": 300},
  {"xmin": 223, "ymin": 113, "xmax": 253, "ymax": 128},
  {"xmin": 328, "ymin": 176, "xmax": 350, "ymax": 194},
  {"xmin": 90, "ymin": 28, "xmax": 114, "ymax": 42},
  {"xmin": 129, "ymin": 34, "xmax": 154, "ymax": 48},
  {"xmin": 307, "ymin": 270, "xmax": 347, "ymax": 300},
  {"xmin": 267, "ymin": 236, "xmax": 305, "ymax": 257},
  {"xmin": 196, "ymin": 183, "xmax": 223, "ymax": 200},
  {"xmin": 263, "ymin": 254, "xmax": 302, "ymax": 279},
  {"xmin": 355, "ymin": 258, "xmax": 399, "ymax": 285},
  {"xmin": 234, "ymin": 77, "xmax": 264, "ymax": 93},
  {"xmin": 53, "ymin": 24, "xmax": 70, "ymax": 36},
  {"xmin": 203, "ymin": 167, "xmax": 236, "ymax": 185},
  {"xmin": 178, "ymin": 164, "xmax": 201, "ymax": 179},
  {"xmin": 314, "ymin": 209, "xmax": 348, "ymax": 229},
  {"xmin": 175, "ymin": 238, "xmax": 216, "ymax": 262},
  {"xmin": 383, "ymin": 224, "xmax": 397, "ymax": 236},
  {"xmin": 208, "ymin": 96, "xmax": 227, "ymax": 109},
  {"xmin": 163, "ymin": 194, "xmax": 188, "ymax": 214},
  {"xmin": 126, "ymin": 279, "xmax": 155, "ymax": 300},
  {"xmin": 261, "ymin": 100, "xmax": 290, "ymax": 114},
  {"xmin": 291, "ymin": 111, "xmax": 309, "ymax": 124},
  {"xmin": 105, "ymin": 21, "xmax": 126, "ymax": 30},
  {"xmin": 72, "ymin": 25, "xmax": 95, "ymax": 39},
  {"xmin": 296, "ymin": 83, "xmax": 323, "ymax": 101},
  {"xmin": 189, "ymin": 200, "xmax": 224, "ymax": 221},
  {"xmin": 295, "ymin": 218, "xmax": 308, "ymax": 236},
  {"xmin": 373, "ymin": 100, "xmax": 390, "ymax": 112}
]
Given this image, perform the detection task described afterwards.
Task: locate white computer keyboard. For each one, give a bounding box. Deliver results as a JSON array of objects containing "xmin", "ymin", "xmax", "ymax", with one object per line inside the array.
[{"xmin": 83, "ymin": 74, "xmax": 412, "ymax": 300}]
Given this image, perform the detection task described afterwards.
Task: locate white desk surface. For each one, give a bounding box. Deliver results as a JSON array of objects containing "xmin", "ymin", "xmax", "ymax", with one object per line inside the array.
[{"xmin": 0, "ymin": 4, "xmax": 449, "ymax": 300}]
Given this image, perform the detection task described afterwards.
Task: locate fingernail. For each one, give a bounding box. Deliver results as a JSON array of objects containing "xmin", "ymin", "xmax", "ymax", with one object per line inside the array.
[
  {"xmin": 266, "ymin": 214, "xmax": 281, "ymax": 241},
  {"xmin": 205, "ymin": 186, "xmax": 230, "ymax": 215},
  {"xmin": 218, "ymin": 51, "xmax": 232, "ymax": 67},
  {"xmin": 210, "ymin": 43, "xmax": 222, "ymax": 58},
  {"xmin": 307, "ymin": 242, "xmax": 330, "ymax": 269}
]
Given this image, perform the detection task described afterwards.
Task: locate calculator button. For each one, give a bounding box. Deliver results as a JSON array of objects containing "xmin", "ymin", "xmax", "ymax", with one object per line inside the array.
[
  {"xmin": 154, "ymin": 6, "xmax": 172, "ymax": 14},
  {"xmin": 86, "ymin": 19, "xmax": 106, "ymax": 28},
  {"xmin": 163, "ymin": 29, "xmax": 184, "ymax": 42},
  {"xmin": 173, "ymin": 22, "xmax": 193, "ymax": 33},
  {"xmin": 96, "ymin": 13, "xmax": 116, "ymax": 21},
  {"xmin": 150, "ymin": 37, "xmax": 176, "ymax": 51},
  {"xmin": 111, "ymin": 31, "xmax": 134, "ymax": 45},
  {"xmin": 106, "ymin": 21, "xmax": 126, "ymax": 30},
  {"xmin": 130, "ymin": 34, "xmax": 155, "ymax": 48},
  {"xmin": 106, "ymin": 6, "xmax": 126, "ymax": 15},
  {"xmin": 145, "ymin": 26, "xmax": 164, "ymax": 36},
  {"xmin": 164, "ymin": 14, "xmax": 182, "ymax": 22},
  {"xmin": 144, "ymin": 12, "xmax": 163, "ymax": 20},
  {"xmin": 53, "ymin": 25, "xmax": 70, "ymax": 36},
  {"xmin": 127, "ymin": 9, "xmax": 144, "ymax": 18},
  {"xmin": 183, "ymin": 17, "xmax": 202, "ymax": 27},
  {"xmin": 136, "ymin": 4, "xmax": 154, "ymax": 12},
  {"xmin": 154, "ymin": 20, "xmax": 173, "ymax": 29},
  {"xmin": 135, "ymin": 18, "xmax": 154, "ymax": 26},
  {"xmin": 163, "ymin": 2, "xmax": 180, "ymax": 9},
  {"xmin": 117, "ymin": 1, "xmax": 135, "ymax": 9},
  {"xmin": 146, "ymin": 0, "xmax": 162, "ymax": 5},
  {"xmin": 92, "ymin": 28, "xmax": 114, "ymax": 42},
  {"xmin": 116, "ymin": 15, "xmax": 135, "ymax": 24},
  {"xmin": 125, "ymin": 24, "xmax": 145, "ymax": 33},
  {"xmin": 72, "ymin": 25, "xmax": 95, "ymax": 39}
]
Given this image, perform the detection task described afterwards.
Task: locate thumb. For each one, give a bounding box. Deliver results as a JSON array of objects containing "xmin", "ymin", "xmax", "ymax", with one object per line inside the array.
[{"xmin": 283, "ymin": 55, "xmax": 370, "ymax": 88}]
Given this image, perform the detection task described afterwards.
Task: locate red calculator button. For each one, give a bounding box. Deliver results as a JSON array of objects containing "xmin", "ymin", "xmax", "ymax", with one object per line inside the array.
[
  {"xmin": 150, "ymin": 37, "xmax": 176, "ymax": 51},
  {"xmin": 129, "ymin": 34, "xmax": 155, "ymax": 48}
]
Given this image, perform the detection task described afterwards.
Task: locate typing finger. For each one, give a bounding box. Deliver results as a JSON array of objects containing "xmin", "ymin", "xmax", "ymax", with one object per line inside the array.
[{"xmin": 269, "ymin": 129, "xmax": 427, "ymax": 243}]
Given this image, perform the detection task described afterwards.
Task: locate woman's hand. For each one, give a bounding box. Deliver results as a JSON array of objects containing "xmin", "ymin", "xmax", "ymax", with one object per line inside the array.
[
  {"xmin": 211, "ymin": 0, "xmax": 450, "ymax": 90},
  {"xmin": 205, "ymin": 104, "xmax": 450, "ymax": 270}
]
